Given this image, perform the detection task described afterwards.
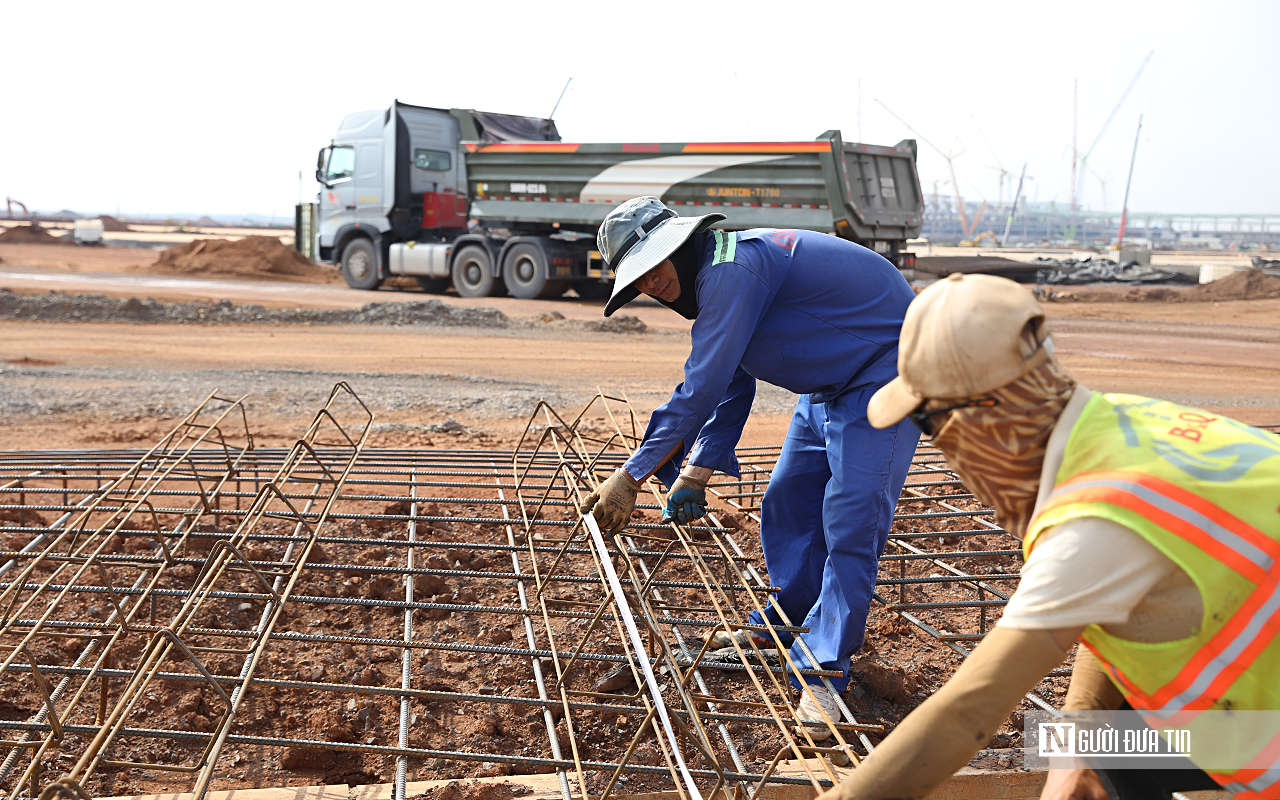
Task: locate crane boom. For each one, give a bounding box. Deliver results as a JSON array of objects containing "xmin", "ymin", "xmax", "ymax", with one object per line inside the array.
[
  {"xmin": 1076, "ymin": 51, "xmax": 1154, "ymax": 203},
  {"xmin": 876, "ymin": 99, "xmax": 972, "ymax": 236}
]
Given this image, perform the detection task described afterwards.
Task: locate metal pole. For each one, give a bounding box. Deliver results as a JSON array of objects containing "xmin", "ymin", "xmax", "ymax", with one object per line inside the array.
[
  {"xmin": 1070, "ymin": 79, "xmax": 1078, "ymax": 212},
  {"xmin": 548, "ymin": 78, "xmax": 573, "ymax": 120},
  {"xmin": 1001, "ymin": 164, "xmax": 1027, "ymax": 247},
  {"xmin": 1116, "ymin": 114, "xmax": 1143, "ymax": 246}
]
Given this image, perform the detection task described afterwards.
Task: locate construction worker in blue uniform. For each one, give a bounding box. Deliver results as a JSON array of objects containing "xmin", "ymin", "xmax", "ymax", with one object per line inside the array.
[{"xmin": 581, "ymin": 197, "xmax": 920, "ymax": 738}]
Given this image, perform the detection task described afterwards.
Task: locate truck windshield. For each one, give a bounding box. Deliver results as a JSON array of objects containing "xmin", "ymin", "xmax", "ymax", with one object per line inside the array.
[
  {"xmin": 326, "ymin": 146, "xmax": 355, "ymax": 182},
  {"xmin": 414, "ymin": 149, "xmax": 451, "ymax": 171}
]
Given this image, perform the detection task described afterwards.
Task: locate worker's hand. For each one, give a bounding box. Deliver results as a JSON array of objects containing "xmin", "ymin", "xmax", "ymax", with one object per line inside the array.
[
  {"xmin": 662, "ymin": 474, "xmax": 708, "ymax": 524},
  {"xmin": 1040, "ymin": 769, "xmax": 1108, "ymax": 800},
  {"xmin": 582, "ymin": 468, "xmax": 641, "ymax": 535}
]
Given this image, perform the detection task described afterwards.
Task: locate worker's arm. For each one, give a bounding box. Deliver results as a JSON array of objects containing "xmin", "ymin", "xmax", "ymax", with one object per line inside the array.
[
  {"xmin": 1062, "ymin": 645, "xmax": 1124, "ymax": 712},
  {"xmin": 1038, "ymin": 646, "xmax": 1125, "ymax": 800},
  {"xmin": 818, "ymin": 625, "xmax": 1080, "ymax": 800},
  {"xmin": 686, "ymin": 366, "xmax": 756, "ymax": 476},
  {"xmin": 657, "ymin": 367, "xmax": 757, "ymax": 521},
  {"xmin": 625, "ymin": 262, "xmax": 775, "ymax": 485}
]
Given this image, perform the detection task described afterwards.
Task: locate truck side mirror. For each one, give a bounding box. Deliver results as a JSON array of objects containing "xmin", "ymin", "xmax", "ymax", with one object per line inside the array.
[{"xmin": 316, "ymin": 148, "xmax": 331, "ymax": 187}]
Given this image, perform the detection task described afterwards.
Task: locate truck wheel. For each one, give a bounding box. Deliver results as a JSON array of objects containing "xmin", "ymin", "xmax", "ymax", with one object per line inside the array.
[
  {"xmin": 341, "ymin": 238, "xmax": 382, "ymax": 290},
  {"xmin": 502, "ymin": 243, "xmax": 566, "ymax": 299},
  {"xmin": 572, "ymin": 280, "xmax": 613, "ymax": 300},
  {"xmin": 414, "ymin": 276, "xmax": 451, "ymax": 293},
  {"xmin": 452, "ymin": 246, "xmax": 505, "ymax": 297}
]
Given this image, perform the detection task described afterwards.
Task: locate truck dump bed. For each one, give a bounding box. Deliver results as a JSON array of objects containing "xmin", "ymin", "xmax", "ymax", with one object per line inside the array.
[{"xmin": 463, "ymin": 130, "xmax": 923, "ymax": 244}]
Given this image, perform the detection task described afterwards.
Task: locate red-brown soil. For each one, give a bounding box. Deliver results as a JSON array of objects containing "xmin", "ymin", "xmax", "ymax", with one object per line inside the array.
[
  {"xmin": 0, "ymin": 225, "xmax": 63, "ymax": 245},
  {"xmin": 1044, "ymin": 269, "xmax": 1280, "ymax": 304},
  {"xmin": 97, "ymin": 215, "xmax": 133, "ymax": 232},
  {"xmin": 410, "ymin": 780, "xmax": 533, "ymax": 800},
  {"xmin": 150, "ymin": 237, "xmax": 342, "ymax": 284},
  {"xmin": 1186, "ymin": 268, "xmax": 1280, "ymax": 301}
]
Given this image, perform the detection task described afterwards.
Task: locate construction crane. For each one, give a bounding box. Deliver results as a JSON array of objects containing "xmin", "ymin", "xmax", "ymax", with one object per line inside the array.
[
  {"xmin": 1116, "ymin": 114, "xmax": 1144, "ymax": 246},
  {"xmin": 971, "ymin": 115, "xmax": 1010, "ymax": 211},
  {"xmin": 1074, "ymin": 51, "xmax": 1154, "ymax": 209},
  {"xmin": 1001, "ymin": 164, "xmax": 1028, "ymax": 247},
  {"xmin": 5, "ymin": 197, "xmax": 28, "ymax": 220},
  {"xmin": 877, "ymin": 99, "xmax": 979, "ymax": 238},
  {"xmin": 959, "ymin": 230, "xmax": 999, "ymax": 247}
]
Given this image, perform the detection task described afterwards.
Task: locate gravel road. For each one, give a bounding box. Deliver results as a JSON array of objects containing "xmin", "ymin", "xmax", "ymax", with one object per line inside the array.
[
  {"xmin": 0, "ymin": 363, "xmax": 801, "ymax": 426},
  {"xmin": 0, "ymin": 289, "xmax": 652, "ymax": 334}
]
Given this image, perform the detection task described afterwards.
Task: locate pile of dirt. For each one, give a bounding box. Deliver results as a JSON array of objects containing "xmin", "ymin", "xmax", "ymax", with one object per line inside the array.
[
  {"xmin": 97, "ymin": 215, "xmax": 133, "ymax": 232},
  {"xmin": 1186, "ymin": 268, "xmax": 1280, "ymax": 301},
  {"xmin": 410, "ymin": 781, "xmax": 533, "ymax": 800},
  {"xmin": 0, "ymin": 225, "xmax": 63, "ymax": 245},
  {"xmin": 0, "ymin": 290, "xmax": 659, "ymax": 335},
  {"xmin": 532, "ymin": 310, "xmax": 649, "ymax": 335},
  {"xmin": 0, "ymin": 290, "xmax": 512, "ymax": 328},
  {"xmin": 152, "ymin": 236, "xmax": 340, "ymax": 284},
  {"xmin": 1037, "ymin": 268, "xmax": 1280, "ymax": 304}
]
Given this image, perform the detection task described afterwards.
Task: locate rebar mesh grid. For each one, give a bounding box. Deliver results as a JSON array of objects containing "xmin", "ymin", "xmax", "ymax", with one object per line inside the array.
[{"xmin": 2, "ymin": 385, "xmax": 1271, "ymax": 800}]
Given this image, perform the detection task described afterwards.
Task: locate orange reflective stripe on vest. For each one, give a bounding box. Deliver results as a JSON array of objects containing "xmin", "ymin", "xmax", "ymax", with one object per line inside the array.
[
  {"xmin": 1040, "ymin": 468, "xmax": 1280, "ymax": 716},
  {"xmin": 1216, "ymin": 728, "xmax": 1280, "ymax": 800},
  {"xmin": 1025, "ymin": 393, "xmax": 1280, "ymax": 798},
  {"xmin": 1038, "ymin": 469, "xmax": 1278, "ymax": 581}
]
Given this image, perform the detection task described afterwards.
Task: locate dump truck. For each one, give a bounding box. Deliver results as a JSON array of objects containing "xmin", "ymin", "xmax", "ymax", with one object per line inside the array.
[{"xmin": 310, "ymin": 100, "xmax": 924, "ymax": 298}]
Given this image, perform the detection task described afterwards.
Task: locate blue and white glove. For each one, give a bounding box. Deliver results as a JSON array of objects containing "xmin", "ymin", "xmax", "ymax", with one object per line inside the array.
[{"xmin": 662, "ymin": 474, "xmax": 708, "ymax": 524}]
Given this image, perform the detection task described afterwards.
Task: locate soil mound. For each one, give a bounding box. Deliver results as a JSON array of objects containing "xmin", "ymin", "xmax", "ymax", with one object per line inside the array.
[
  {"xmin": 152, "ymin": 236, "xmax": 340, "ymax": 283},
  {"xmin": 411, "ymin": 781, "xmax": 533, "ymax": 800},
  {"xmin": 97, "ymin": 215, "xmax": 132, "ymax": 232},
  {"xmin": 1186, "ymin": 269, "xmax": 1280, "ymax": 301},
  {"xmin": 0, "ymin": 289, "xmax": 511, "ymax": 328},
  {"xmin": 0, "ymin": 225, "xmax": 63, "ymax": 245}
]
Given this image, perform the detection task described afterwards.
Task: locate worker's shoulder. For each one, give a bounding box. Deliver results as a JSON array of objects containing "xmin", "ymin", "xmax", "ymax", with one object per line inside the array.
[
  {"xmin": 734, "ymin": 228, "xmax": 806, "ymax": 255},
  {"xmin": 735, "ymin": 228, "xmax": 887, "ymax": 265},
  {"xmin": 707, "ymin": 229, "xmax": 809, "ymax": 271}
]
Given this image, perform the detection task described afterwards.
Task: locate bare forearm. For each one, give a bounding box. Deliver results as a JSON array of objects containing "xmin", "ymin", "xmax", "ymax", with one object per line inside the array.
[
  {"xmin": 819, "ymin": 627, "xmax": 1069, "ymax": 800},
  {"xmin": 1062, "ymin": 645, "xmax": 1124, "ymax": 711},
  {"xmin": 682, "ymin": 465, "xmax": 714, "ymax": 482}
]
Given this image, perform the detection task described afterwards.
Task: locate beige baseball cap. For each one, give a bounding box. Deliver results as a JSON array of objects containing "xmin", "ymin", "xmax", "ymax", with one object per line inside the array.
[{"xmin": 868, "ymin": 273, "xmax": 1053, "ymax": 429}]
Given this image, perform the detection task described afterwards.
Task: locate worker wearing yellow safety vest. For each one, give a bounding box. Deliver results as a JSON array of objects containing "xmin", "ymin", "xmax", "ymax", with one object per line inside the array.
[{"xmin": 817, "ymin": 273, "xmax": 1280, "ymax": 800}]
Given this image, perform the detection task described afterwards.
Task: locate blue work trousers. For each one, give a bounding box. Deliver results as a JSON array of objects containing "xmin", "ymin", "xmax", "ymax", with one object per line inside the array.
[{"xmin": 746, "ymin": 388, "xmax": 918, "ymax": 689}]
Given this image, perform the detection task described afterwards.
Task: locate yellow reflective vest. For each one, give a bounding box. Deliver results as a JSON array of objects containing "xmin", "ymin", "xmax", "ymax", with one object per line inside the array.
[{"xmin": 1026, "ymin": 393, "xmax": 1280, "ymax": 798}]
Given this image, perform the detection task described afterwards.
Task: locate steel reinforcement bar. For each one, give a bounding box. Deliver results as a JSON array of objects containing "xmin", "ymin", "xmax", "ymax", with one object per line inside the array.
[{"xmin": 3, "ymin": 406, "xmax": 1266, "ymax": 800}]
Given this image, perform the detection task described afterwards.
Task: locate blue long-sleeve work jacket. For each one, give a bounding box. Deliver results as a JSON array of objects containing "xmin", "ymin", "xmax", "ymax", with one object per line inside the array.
[{"xmin": 624, "ymin": 229, "xmax": 915, "ymax": 488}]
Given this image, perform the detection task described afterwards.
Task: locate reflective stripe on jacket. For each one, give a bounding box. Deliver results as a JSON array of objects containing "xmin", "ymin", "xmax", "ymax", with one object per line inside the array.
[{"xmin": 1026, "ymin": 393, "xmax": 1280, "ymax": 797}]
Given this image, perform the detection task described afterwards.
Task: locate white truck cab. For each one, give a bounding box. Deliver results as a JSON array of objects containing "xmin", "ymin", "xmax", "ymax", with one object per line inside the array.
[{"xmin": 316, "ymin": 103, "xmax": 469, "ymax": 290}]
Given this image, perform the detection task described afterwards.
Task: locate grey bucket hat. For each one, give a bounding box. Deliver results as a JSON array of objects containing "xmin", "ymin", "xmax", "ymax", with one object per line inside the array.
[{"xmin": 599, "ymin": 197, "xmax": 726, "ymax": 317}]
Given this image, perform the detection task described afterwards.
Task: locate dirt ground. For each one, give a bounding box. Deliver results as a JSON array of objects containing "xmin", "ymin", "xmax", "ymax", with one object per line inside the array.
[
  {"xmin": 1, "ymin": 249, "xmax": 1278, "ymax": 793},
  {"xmin": 0, "ymin": 436, "xmax": 1034, "ymax": 798},
  {"xmin": 1, "ymin": 307, "xmax": 1277, "ymax": 454}
]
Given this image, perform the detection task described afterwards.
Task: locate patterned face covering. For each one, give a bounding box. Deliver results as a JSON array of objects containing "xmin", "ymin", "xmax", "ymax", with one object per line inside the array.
[{"xmin": 929, "ymin": 357, "xmax": 1077, "ymax": 539}]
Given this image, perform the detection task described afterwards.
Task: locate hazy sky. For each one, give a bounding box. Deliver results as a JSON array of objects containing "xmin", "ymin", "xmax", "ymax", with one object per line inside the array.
[{"xmin": 4, "ymin": 1, "xmax": 1276, "ymax": 219}]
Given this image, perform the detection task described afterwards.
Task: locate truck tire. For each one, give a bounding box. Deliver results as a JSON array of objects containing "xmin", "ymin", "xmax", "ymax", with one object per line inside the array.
[
  {"xmin": 341, "ymin": 238, "xmax": 382, "ymax": 290},
  {"xmin": 414, "ymin": 276, "xmax": 451, "ymax": 293},
  {"xmin": 452, "ymin": 246, "xmax": 505, "ymax": 297},
  {"xmin": 502, "ymin": 243, "xmax": 567, "ymax": 300},
  {"xmin": 572, "ymin": 280, "xmax": 612, "ymax": 300}
]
